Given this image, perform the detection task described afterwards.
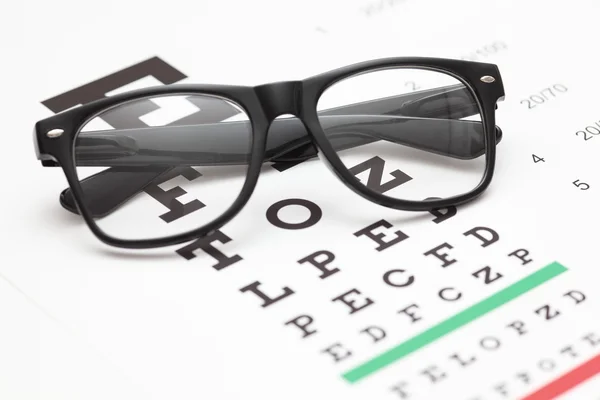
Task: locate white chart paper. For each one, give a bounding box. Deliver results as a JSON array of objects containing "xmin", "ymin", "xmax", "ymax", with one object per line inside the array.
[{"xmin": 2, "ymin": 0, "xmax": 600, "ymax": 399}]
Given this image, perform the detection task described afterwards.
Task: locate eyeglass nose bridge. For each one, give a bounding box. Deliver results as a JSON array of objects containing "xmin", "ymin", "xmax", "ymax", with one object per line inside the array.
[{"xmin": 254, "ymin": 80, "xmax": 303, "ymax": 121}]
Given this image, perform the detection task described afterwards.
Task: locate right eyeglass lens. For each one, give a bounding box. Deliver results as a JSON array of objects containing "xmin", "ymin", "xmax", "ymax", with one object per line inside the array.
[
  {"xmin": 73, "ymin": 93, "xmax": 253, "ymax": 241},
  {"xmin": 316, "ymin": 67, "xmax": 488, "ymax": 202}
]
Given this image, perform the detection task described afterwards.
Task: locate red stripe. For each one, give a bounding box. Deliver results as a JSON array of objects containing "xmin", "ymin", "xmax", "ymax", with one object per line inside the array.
[{"xmin": 521, "ymin": 353, "xmax": 600, "ymax": 400}]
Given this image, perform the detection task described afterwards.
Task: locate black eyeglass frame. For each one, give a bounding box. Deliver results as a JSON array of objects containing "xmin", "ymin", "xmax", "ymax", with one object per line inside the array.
[{"xmin": 34, "ymin": 57, "xmax": 505, "ymax": 249}]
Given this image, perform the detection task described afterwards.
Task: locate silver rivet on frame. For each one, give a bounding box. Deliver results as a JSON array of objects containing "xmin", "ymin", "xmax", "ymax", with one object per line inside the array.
[
  {"xmin": 46, "ymin": 128, "xmax": 64, "ymax": 138},
  {"xmin": 480, "ymin": 75, "xmax": 496, "ymax": 83}
]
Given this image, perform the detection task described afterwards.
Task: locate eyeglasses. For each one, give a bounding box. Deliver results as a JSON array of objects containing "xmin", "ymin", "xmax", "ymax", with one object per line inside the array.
[{"xmin": 33, "ymin": 57, "xmax": 505, "ymax": 249}]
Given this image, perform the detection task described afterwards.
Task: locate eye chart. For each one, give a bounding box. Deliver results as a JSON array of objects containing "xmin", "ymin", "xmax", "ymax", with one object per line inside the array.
[{"xmin": 2, "ymin": 0, "xmax": 600, "ymax": 399}]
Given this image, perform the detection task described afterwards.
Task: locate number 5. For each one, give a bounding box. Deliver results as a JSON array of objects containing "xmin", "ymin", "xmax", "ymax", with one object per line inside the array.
[{"xmin": 573, "ymin": 179, "xmax": 590, "ymax": 190}]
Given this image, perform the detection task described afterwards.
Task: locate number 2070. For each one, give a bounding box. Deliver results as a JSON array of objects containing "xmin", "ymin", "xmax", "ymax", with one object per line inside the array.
[{"xmin": 520, "ymin": 84, "xmax": 568, "ymax": 109}]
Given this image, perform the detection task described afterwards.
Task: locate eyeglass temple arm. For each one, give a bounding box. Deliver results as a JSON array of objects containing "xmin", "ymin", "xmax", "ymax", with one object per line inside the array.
[
  {"xmin": 71, "ymin": 115, "xmax": 498, "ymax": 166},
  {"xmin": 56, "ymin": 84, "xmax": 502, "ymax": 217}
]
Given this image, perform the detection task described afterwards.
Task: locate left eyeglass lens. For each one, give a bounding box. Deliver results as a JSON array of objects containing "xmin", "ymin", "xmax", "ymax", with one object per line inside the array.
[
  {"xmin": 73, "ymin": 93, "xmax": 253, "ymax": 240},
  {"xmin": 316, "ymin": 67, "xmax": 488, "ymax": 203}
]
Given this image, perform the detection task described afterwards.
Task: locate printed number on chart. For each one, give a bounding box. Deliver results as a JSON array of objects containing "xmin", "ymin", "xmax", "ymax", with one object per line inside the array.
[
  {"xmin": 405, "ymin": 81, "xmax": 421, "ymax": 91},
  {"xmin": 461, "ymin": 41, "xmax": 508, "ymax": 61},
  {"xmin": 532, "ymin": 154, "xmax": 545, "ymax": 163},
  {"xmin": 573, "ymin": 179, "xmax": 590, "ymax": 191},
  {"xmin": 520, "ymin": 84, "xmax": 568, "ymax": 109},
  {"xmin": 575, "ymin": 121, "xmax": 600, "ymax": 141}
]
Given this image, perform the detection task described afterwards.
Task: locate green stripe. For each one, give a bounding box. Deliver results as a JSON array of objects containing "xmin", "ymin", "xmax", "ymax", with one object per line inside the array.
[{"xmin": 342, "ymin": 261, "xmax": 568, "ymax": 383}]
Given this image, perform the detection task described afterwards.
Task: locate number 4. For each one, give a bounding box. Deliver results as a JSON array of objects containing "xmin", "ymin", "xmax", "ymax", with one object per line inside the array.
[{"xmin": 532, "ymin": 154, "xmax": 545, "ymax": 163}]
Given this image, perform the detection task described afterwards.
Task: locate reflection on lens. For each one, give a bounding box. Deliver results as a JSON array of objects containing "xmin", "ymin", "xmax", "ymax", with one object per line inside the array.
[
  {"xmin": 74, "ymin": 93, "xmax": 252, "ymax": 240},
  {"xmin": 316, "ymin": 67, "xmax": 487, "ymax": 201}
]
